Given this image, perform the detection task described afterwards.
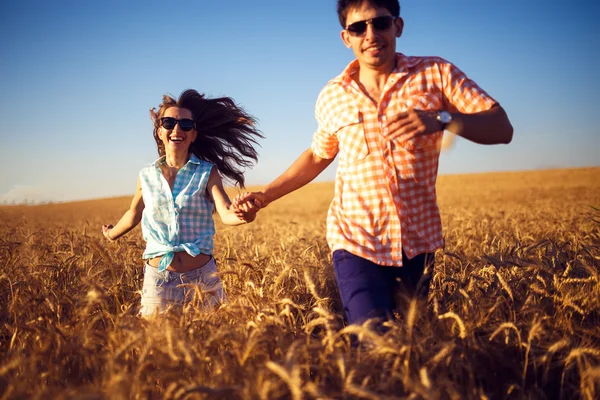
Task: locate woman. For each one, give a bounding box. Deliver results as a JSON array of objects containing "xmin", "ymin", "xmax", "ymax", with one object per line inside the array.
[{"xmin": 102, "ymin": 89, "xmax": 263, "ymax": 317}]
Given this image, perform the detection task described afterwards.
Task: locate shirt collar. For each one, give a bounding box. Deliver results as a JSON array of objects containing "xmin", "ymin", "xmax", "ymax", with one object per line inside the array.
[
  {"xmin": 332, "ymin": 53, "xmax": 422, "ymax": 85},
  {"xmin": 152, "ymin": 153, "xmax": 202, "ymax": 167},
  {"xmin": 188, "ymin": 154, "xmax": 201, "ymax": 164}
]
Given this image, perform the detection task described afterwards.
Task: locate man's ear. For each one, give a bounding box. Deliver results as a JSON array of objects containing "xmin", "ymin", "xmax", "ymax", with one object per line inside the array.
[
  {"xmin": 340, "ymin": 29, "xmax": 352, "ymax": 48},
  {"xmin": 395, "ymin": 17, "xmax": 404, "ymax": 38}
]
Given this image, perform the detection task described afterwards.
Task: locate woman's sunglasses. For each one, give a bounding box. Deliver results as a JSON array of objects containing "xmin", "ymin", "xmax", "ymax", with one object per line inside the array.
[
  {"xmin": 346, "ymin": 15, "xmax": 396, "ymax": 37},
  {"xmin": 160, "ymin": 117, "xmax": 195, "ymax": 131}
]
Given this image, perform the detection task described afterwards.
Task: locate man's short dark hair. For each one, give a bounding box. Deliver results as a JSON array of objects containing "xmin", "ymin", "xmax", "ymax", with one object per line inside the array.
[{"xmin": 336, "ymin": 0, "xmax": 401, "ymax": 28}]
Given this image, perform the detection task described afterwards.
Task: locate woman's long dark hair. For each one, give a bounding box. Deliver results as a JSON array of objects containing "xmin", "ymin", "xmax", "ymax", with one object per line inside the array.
[{"xmin": 150, "ymin": 89, "xmax": 264, "ymax": 188}]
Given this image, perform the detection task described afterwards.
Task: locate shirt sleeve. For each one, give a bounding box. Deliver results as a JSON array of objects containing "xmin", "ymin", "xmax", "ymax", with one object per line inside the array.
[
  {"xmin": 441, "ymin": 60, "xmax": 498, "ymax": 114},
  {"xmin": 310, "ymin": 86, "xmax": 339, "ymax": 160}
]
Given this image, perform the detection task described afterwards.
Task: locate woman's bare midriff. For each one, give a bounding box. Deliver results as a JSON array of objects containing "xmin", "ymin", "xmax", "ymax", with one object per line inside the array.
[{"xmin": 148, "ymin": 252, "xmax": 211, "ymax": 273}]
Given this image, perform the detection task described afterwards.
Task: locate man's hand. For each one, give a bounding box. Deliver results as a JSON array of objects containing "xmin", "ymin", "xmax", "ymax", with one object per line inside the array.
[
  {"xmin": 233, "ymin": 192, "xmax": 267, "ymax": 209},
  {"xmin": 384, "ymin": 110, "xmax": 442, "ymax": 142},
  {"xmin": 232, "ymin": 192, "xmax": 264, "ymax": 223}
]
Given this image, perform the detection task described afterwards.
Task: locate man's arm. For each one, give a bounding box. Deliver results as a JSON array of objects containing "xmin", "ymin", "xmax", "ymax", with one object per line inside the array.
[
  {"xmin": 385, "ymin": 105, "xmax": 513, "ymax": 146},
  {"xmin": 237, "ymin": 148, "xmax": 334, "ymax": 208},
  {"xmin": 262, "ymin": 148, "xmax": 334, "ymax": 205},
  {"xmin": 446, "ymin": 105, "xmax": 513, "ymax": 145}
]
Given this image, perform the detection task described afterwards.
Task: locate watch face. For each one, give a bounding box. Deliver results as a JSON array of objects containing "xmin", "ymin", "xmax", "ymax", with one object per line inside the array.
[{"xmin": 438, "ymin": 111, "xmax": 452, "ymax": 124}]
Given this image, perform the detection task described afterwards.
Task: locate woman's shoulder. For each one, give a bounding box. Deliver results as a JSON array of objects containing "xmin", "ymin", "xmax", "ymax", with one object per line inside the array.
[
  {"xmin": 189, "ymin": 155, "xmax": 215, "ymax": 171},
  {"xmin": 139, "ymin": 157, "xmax": 162, "ymax": 177}
]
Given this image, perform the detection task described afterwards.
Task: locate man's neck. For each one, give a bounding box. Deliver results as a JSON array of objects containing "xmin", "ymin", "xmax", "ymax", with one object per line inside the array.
[
  {"xmin": 354, "ymin": 60, "xmax": 396, "ymax": 105},
  {"xmin": 358, "ymin": 69, "xmax": 390, "ymax": 91}
]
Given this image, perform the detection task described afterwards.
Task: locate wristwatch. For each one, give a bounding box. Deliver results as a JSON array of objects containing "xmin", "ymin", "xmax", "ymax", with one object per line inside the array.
[{"xmin": 436, "ymin": 111, "xmax": 452, "ymax": 131}]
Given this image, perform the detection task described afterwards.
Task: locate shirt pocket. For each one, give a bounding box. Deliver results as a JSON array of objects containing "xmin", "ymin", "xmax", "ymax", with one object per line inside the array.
[
  {"xmin": 395, "ymin": 92, "xmax": 443, "ymax": 151},
  {"xmin": 335, "ymin": 111, "xmax": 369, "ymax": 166}
]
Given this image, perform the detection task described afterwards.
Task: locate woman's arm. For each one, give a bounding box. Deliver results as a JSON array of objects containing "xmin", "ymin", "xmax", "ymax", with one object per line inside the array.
[
  {"xmin": 207, "ymin": 168, "xmax": 259, "ymax": 226},
  {"xmin": 232, "ymin": 148, "xmax": 333, "ymax": 209},
  {"xmin": 102, "ymin": 177, "xmax": 145, "ymax": 241}
]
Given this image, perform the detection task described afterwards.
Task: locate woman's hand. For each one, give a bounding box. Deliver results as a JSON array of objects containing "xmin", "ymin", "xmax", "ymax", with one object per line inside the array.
[
  {"xmin": 232, "ymin": 194, "xmax": 262, "ymax": 223},
  {"xmin": 233, "ymin": 191, "xmax": 266, "ymax": 209},
  {"xmin": 102, "ymin": 224, "xmax": 115, "ymax": 241}
]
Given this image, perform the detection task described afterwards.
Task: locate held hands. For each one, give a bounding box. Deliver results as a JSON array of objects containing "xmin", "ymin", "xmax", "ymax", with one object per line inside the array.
[
  {"xmin": 231, "ymin": 192, "xmax": 264, "ymax": 223},
  {"xmin": 384, "ymin": 110, "xmax": 443, "ymax": 142},
  {"xmin": 101, "ymin": 224, "xmax": 115, "ymax": 241}
]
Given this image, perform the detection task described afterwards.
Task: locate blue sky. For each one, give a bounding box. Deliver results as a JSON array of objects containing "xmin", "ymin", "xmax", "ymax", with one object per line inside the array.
[{"xmin": 0, "ymin": 0, "xmax": 598, "ymax": 203}]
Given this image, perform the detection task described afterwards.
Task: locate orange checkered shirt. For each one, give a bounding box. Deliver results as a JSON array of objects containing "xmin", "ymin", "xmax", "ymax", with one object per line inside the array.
[{"xmin": 311, "ymin": 53, "xmax": 497, "ymax": 266}]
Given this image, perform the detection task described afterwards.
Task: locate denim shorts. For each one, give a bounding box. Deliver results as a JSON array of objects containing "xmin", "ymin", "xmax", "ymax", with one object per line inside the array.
[
  {"xmin": 332, "ymin": 249, "xmax": 434, "ymax": 325},
  {"xmin": 139, "ymin": 257, "xmax": 225, "ymax": 317}
]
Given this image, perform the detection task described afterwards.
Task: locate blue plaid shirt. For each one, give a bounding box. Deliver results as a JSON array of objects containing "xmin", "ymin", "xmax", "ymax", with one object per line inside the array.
[{"xmin": 139, "ymin": 154, "xmax": 215, "ymax": 272}]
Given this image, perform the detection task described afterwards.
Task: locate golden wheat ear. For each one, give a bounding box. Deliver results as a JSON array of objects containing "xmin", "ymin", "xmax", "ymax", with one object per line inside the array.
[{"xmin": 440, "ymin": 132, "xmax": 456, "ymax": 152}]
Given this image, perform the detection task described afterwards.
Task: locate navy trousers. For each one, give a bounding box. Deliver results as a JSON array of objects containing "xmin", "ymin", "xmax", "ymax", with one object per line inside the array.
[{"xmin": 332, "ymin": 249, "xmax": 434, "ymax": 325}]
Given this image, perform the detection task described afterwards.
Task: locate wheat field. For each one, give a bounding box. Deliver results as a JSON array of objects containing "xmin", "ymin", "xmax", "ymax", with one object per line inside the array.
[{"xmin": 1, "ymin": 167, "xmax": 599, "ymax": 399}]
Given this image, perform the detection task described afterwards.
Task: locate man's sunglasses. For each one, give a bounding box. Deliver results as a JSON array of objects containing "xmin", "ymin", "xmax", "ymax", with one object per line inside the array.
[
  {"xmin": 160, "ymin": 117, "xmax": 195, "ymax": 131},
  {"xmin": 346, "ymin": 15, "xmax": 396, "ymax": 36}
]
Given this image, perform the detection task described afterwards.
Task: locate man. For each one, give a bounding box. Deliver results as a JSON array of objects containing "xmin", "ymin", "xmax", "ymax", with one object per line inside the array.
[{"xmin": 236, "ymin": 0, "xmax": 513, "ymax": 325}]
